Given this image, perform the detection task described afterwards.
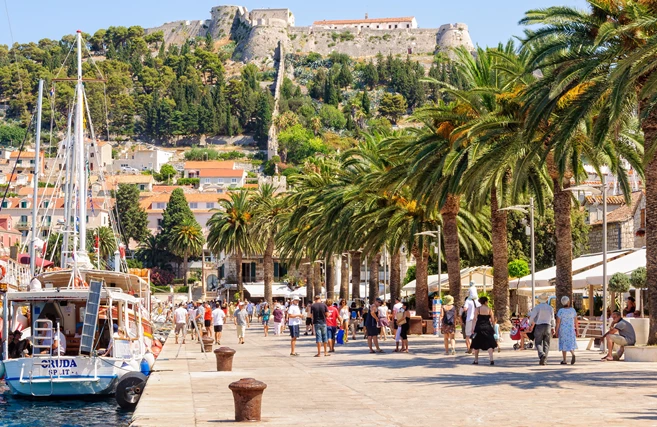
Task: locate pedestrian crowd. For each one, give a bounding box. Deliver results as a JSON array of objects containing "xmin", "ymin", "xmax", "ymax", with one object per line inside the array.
[{"xmin": 168, "ymin": 289, "xmax": 637, "ymax": 365}]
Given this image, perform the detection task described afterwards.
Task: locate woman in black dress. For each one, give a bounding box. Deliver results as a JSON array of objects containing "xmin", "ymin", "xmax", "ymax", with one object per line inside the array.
[{"xmin": 470, "ymin": 296, "xmax": 497, "ymax": 365}]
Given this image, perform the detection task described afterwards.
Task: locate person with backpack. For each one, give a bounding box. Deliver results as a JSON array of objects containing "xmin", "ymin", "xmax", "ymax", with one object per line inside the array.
[
  {"xmin": 440, "ymin": 295, "xmax": 457, "ymax": 355},
  {"xmin": 397, "ymin": 301, "xmax": 411, "ymax": 353}
]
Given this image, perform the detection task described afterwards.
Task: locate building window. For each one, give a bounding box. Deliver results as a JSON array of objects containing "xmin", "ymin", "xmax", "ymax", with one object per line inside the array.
[
  {"xmin": 231, "ymin": 178, "xmax": 237, "ymax": 183},
  {"xmin": 1, "ymin": 201, "xmax": 7, "ymax": 208},
  {"xmin": 206, "ymin": 202, "xmax": 215, "ymax": 209},
  {"xmin": 90, "ymin": 153, "xmax": 94, "ymax": 158},
  {"xmin": 641, "ymin": 208, "xmax": 646, "ymax": 228},
  {"xmin": 20, "ymin": 201, "xmax": 27, "ymax": 208},
  {"xmin": 157, "ymin": 218, "xmax": 163, "ymax": 228},
  {"xmin": 139, "ymin": 184, "xmax": 145, "ymax": 191},
  {"xmin": 155, "ymin": 202, "xmax": 166, "ymax": 209},
  {"xmin": 205, "ymin": 178, "xmax": 210, "ymax": 184},
  {"xmin": 407, "ymin": 24, "xmax": 410, "ymax": 28},
  {"xmin": 189, "ymin": 202, "xmax": 198, "ymax": 209},
  {"xmin": 43, "ymin": 201, "xmax": 49, "ymax": 208}
]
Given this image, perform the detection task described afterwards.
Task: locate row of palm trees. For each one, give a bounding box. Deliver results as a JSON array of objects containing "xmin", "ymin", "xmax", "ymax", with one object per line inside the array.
[{"xmin": 204, "ymin": 1, "xmax": 657, "ymax": 342}]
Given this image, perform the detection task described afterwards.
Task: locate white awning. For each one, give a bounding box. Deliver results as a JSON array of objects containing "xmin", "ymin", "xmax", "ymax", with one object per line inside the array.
[
  {"xmin": 572, "ymin": 248, "xmax": 645, "ymax": 288},
  {"xmin": 242, "ymin": 283, "xmax": 297, "ymax": 298},
  {"xmin": 516, "ymin": 249, "xmax": 632, "ymax": 287}
]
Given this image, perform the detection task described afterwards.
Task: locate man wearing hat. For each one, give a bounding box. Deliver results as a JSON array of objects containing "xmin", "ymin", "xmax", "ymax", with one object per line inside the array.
[
  {"xmin": 528, "ymin": 293, "xmax": 556, "ymax": 365},
  {"xmin": 287, "ymin": 297, "xmax": 303, "ymax": 356}
]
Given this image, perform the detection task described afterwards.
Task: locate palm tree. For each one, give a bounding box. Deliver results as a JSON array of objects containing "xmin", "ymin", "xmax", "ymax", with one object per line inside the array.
[
  {"xmin": 520, "ymin": 2, "xmax": 647, "ymax": 314},
  {"xmin": 207, "ymin": 191, "xmax": 256, "ymax": 297},
  {"xmin": 251, "ymin": 183, "xmax": 285, "ymax": 307},
  {"xmin": 87, "ymin": 227, "xmax": 118, "ymax": 268},
  {"xmin": 169, "ymin": 218, "xmax": 204, "ymax": 294},
  {"xmin": 136, "ymin": 234, "xmax": 162, "ymax": 268}
]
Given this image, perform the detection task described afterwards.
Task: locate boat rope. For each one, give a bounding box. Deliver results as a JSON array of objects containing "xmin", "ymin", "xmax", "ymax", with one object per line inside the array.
[{"xmin": 0, "ymin": 113, "xmax": 35, "ymax": 215}]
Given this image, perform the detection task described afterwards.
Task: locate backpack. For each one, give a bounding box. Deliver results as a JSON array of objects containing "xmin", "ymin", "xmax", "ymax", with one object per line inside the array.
[{"xmin": 443, "ymin": 307, "xmax": 455, "ymax": 326}]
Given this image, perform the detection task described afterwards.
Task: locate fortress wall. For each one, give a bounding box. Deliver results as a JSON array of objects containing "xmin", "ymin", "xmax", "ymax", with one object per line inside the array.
[{"xmin": 288, "ymin": 27, "xmax": 439, "ymax": 58}]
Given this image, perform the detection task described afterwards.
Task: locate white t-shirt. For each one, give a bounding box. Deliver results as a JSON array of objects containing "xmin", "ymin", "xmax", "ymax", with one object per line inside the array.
[
  {"xmin": 212, "ymin": 308, "xmax": 226, "ymax": 326},
  {"xmin": 174, "ymin": 307, "xmax": 187, "ymax": 324},
  {"xmin": 45, "ymin": 330, "xmax": 66, "ymax": 355},
  {"xmin": 464, "ymin": 298, "xmax": 480, "ymax": 322},
  {"xmin": 287, "ymin": 304, "xmax": 302, "ymax": 326},
  {"xmin": 377, "ymin": 305, "xmax": 388, "ymax": 318},
  {"xmin": 187, "ymin": 308, "xmax": 195, "ymax": 321}
]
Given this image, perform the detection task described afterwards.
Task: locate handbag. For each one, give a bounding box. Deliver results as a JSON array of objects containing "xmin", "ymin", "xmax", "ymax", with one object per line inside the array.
[{"xmin": 396, "ymin": 311, "xmax": 407, "ymax": 326}]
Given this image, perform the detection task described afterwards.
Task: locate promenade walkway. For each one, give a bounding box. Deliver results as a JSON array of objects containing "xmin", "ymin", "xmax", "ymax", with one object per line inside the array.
[{"xmin": 132, "ymin": 322, "xmax": 657, "ymax": 426}]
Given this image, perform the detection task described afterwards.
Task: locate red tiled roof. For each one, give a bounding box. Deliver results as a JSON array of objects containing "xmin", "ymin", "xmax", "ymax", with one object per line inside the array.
[
  {"xmin": 184, "ymin": 161, "xmax": 236, "ymax": 170},
  {"xmin": 589, "ymin": 191, "xmax": 644, "ymax": 225}
]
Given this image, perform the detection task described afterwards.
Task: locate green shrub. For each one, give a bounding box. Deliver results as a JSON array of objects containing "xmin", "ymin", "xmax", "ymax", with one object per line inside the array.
[
  {"xmin": 608, "ymin": 273, "xmax": 631, "ymax": 293},
  {"xmin": 630, "ymin": 267, "xmax": 646, "ymax": 289}
]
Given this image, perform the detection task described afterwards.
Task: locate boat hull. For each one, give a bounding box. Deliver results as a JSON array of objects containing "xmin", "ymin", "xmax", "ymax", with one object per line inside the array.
[{"xmin": 2, "ymin": 356, "xmax": 136, "ymax": 397}]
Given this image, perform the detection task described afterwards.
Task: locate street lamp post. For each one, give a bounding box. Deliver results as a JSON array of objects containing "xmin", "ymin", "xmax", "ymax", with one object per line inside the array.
[
  {"xmin": 415, "ymin": 228, "xmax": 442, "ymax": 298},
  {"xmin": 500, "ymin": 199, "xmax": 535, "ymax": 308}
]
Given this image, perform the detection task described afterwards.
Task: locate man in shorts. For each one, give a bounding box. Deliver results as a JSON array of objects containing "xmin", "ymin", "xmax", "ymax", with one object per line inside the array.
[
  {"xmin": 204, "ymin": 302, "xmax": 213, "ymax": 336},
  {"xmin": 187, "ymin": 303, "xmax": 197, "ymax": 340},
  {"xmin": 234, "ymin": 302, "xmax": 250, "ymax": 344},
  {"xmin": 211, "ymin": 302, "xmax": 226, "ymax": 345},
  {"xmin": 602, "ymin": 311, "xmax": 636, "ymax": 361},
  {"xmin": 325, "ymin": 299, "xmax": 342, "ymax": 353},
  {"xmin": 311, "ymin": 295, "xmax": 329, "ymax": 357},
  {"xmin": 287, "ymin": 297, "xmax": 303, "ymax": 356},
  {"xmin": 173, "ymin": 304, "xmax": 188, "ymax": 344}
]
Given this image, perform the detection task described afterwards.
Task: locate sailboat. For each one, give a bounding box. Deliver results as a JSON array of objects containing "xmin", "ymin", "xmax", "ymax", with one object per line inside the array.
[{"xmin": 1, "ymin": 31, "xmax": 155, "ymax": 409}]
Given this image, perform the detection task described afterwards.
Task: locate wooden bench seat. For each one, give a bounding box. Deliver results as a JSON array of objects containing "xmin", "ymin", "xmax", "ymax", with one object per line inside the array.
[{"xmin": 577, "ymin": 318, "xmax": 606, "ymax": 350}]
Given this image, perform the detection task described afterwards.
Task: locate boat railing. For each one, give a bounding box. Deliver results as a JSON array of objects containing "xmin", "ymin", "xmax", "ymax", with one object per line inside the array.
[
  {"xmin": 0, "ymin": 258, "xmax": 31, "ymax": 290},
  {"xmin": 27, "ymin": 319, "xmax": 58, "ymax": 396}
]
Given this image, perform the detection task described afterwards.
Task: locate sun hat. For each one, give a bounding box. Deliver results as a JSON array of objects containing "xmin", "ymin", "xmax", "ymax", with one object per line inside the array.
[
  {"xmin": 537, "ymin": 293, "xmax": 550, "ymax": 304},
  {"xmin": 561, "ymin": 296, "xmax": 570, "ymax": 306},
  {"xmin": 442, "ymin": 295, "xmax": 454, "ymax": 305}
]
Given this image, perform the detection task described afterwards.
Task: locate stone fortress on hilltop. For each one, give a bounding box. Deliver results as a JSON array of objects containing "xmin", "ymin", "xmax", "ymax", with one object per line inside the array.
[{"xmin": 147, "ymin": 6, "xmax": 475, "ymax": 62}]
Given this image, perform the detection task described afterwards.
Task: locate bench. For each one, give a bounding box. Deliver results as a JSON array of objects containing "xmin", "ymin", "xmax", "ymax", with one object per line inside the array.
[
  {"xmin": 577, "ymin": 318, "xmax": 605, "ymax": 350},
  {"xmin": 65, "ymin": 336, "xmax": 81, "ymax": 356}
]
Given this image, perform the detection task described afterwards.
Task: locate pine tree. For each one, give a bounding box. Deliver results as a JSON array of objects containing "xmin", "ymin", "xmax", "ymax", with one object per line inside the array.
[
  {"xmin": 160, "ymin": 188, "xmax": 197, "ymax": 250},
  {"xmin": 362, "ymin": 90, "xmax": 371, "ymax": 115},
  {"xmin": 324, "ymin": 71, "xmax": 339, "ymax": 106},
  {"xmin": 116, "ymin": 184, "xmax": 150, "ymax": 244},
  {"xmin": 254, "ymin": 91, "xmax": 273, "ymax": 146}
]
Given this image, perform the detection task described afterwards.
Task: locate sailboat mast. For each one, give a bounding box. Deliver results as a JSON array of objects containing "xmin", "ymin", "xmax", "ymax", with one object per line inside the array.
[
  {"xmin": 61, "ymin": 107, "xmax": 74, "ymax": 267},
  {"xmin": 75, "ymin": 30, "xmax": 87, "ymax": 253},
  {"xmin": 30, "ymin": 79, "xmax": 44, "ymax": 276}
]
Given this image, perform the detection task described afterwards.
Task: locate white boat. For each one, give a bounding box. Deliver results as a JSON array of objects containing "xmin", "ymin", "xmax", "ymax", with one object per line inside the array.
[{"xmin": 1, "ymin": 30, "xmax": 156, "ymax": 409}]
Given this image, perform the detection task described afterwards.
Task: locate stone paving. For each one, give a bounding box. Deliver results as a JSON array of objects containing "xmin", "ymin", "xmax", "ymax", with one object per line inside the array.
[{"xmin": 131, "ymin": 322, "xmax": 657, "ymax": 427}]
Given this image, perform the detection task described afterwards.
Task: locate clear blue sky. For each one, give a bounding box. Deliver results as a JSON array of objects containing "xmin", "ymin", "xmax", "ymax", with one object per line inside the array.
[{"xmin": 2, "ymin": 0, "xmax": 588, "ymax": 48}]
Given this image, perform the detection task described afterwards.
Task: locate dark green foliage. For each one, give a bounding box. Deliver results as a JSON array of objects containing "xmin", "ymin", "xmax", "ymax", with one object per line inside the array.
[
  {"xmin": 254, "ymin": 90, "xmax": 274, "ymax": 145},
  {"xmin": 360, "ymin": 61, "xmax": 379, "ymax": 89},
  {"xmin": 176, "ymin": 177, "xmax": 200, "ymax": 187},
  {"xmin": 115, "ymin": 183, "xmax": 150, "ymax": 244},
  {"xmin": 362, "ymin": 90, "xmax": 371, "ymax": 115},
  {"xmin": 160, "ymin": 188, "xmax": 197, "ymax": 250},
  {"xmin": 0, "ymin": 123, "xmax": 27, "ymax": 146}
]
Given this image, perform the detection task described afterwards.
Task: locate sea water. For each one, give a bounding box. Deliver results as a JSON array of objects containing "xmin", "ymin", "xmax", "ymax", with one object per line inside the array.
[{"xmin": 0, "ymin": 383, "xmax": 131, "ymax": 427}]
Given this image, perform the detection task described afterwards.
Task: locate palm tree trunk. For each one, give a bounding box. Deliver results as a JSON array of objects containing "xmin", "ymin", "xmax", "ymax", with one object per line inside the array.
[
  {"xmin": 442, "ymin": 194, "xmax": 462, "ymax": 309},
  {"xmin": 368, "ymin": 253, "xmax": 381, "ymax": 304},
  {"xmin": 326, "ymin": 255, "xmax": 335, "ymax": 300},
  {"xmin": 313, "ymin": 262, "xmax": 322, "ymax": 298},
  {"xmin": 413, "ymin": 245, "xmax": 430, "ymax": 318},
  {"xmin": 235, "ymin": 249, "xmax": 243, "ymax": 299},
  {"xmin": 304, "ymin": 259, "xmax": 314, "ymax": 302},
  {"xmin": 640, "ymin": 100, "xmax": 657, "ymax": 344},
  {"xmin": 390, "ymin": 250, "xmax": 401, "ymax": 301},
  {"xmin": 553, "ymin": 179, "xmax": 573, "ymax": 311},
  {"xmin": 340, "ymin": 254, "xmax": 349, "ymax": 300},
  {"xmin": 183, "ymin": 253, "xmax": 189, "ymax": 287},
  {"xmin": 263, "ymin": 235, "xmax": 274, "ymax": 307},
  {"xmin": 491, "ymin": 186, "xmax": 510, "ymax": 329},
  {"xmin": 351, "ymin": 251, "xmax": 361, "ymax": 300}
]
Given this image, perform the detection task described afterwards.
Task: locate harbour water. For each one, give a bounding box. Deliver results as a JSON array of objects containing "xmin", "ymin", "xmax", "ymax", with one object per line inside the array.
[{"xmin": 0, "ymin": 384, "xmax": 131, "ymax": 427}]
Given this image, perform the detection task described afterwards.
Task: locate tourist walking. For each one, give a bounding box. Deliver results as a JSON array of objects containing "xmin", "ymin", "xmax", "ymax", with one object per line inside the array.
[
  {"xmin": 366, "ymin": 301, "xmax": 384, "ymax": 353},
  {"xmin": 349, "ymin": 302, "xmax": 361, "ymax": 341},
  {"xmin": 173, "ymin": 304, "xmax": 188, "ymax": 345},
  {"xmin": 397, "ymin": 301, "xmax": 410, "ymax": 353},
  {"xmin": 461, "ymin": 286, "xmax": 480, "ymax": 353},
  {"xmin": 392, "ymin": 298, "xmax": 403, "ymax": 352},
  {"xmin": 211, "ymin": 302, "xmax": 226, "ymax": 345},
  {"xmin": 304, "ymin": 303, "xmax": 314, "ymax": 336},
  {"xmin": 556, "ymin": 296, "xmax": 578, "ymax": 365},
  {"xmin": 440, "ymin": 295, "xmax": 456, "ymax": 355},
  {"xmin": 325, "ymin": 299, "xmax": 341, "ymax": 352},
  {"xmin": 470, "ymin": 296, "xmax": 497, "ymax": 365},
  {"xmin": 204, "ymin": 302, "xmax": 213, "ymax": 337},
  {"xmin": 287, "ymin": 297, "xmax": 303, "ymax": 356},
  {"xmin": 261, "ymin": 303, "xmax": 271, "ymax": 337},
  {"xmin": 234, "ymin": 302, "xmax": 250, "ymax": 344},
  {"xmin": 187, "ymin": 304, "xmax": 197, "ymax": 340},
  {"xmin": 339, "ymin": 300, "xmax": 350, "ymax": 343},
  {"xmin": 311, "ymin": 295, "xmax": 330, "ymax": 357},
  {"xmin": 273, "ymin": 303, "xmax": 284, "ymax": 335},
  {"xmin": 377, "ymin": 299, "xmax": 390, "ymax": 341},
  {"xmin": 247, "ymin": 301, "xmax": 255, "ymax": 322},
  {"xmin": 228, "ymin": 302, "xmax": 236, "ymax": 321},
  {"xmin": 528, "ymin": 293, "xmax": 555, "ymax": 365}
]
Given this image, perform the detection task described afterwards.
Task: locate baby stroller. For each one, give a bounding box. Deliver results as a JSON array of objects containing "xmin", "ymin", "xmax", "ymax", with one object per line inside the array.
[{"xmin": 510, "ymin": 317, "xmax": 533, "ymax": 350}]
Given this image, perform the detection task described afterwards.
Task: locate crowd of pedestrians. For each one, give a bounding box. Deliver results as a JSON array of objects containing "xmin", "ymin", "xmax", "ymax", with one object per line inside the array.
[{"xmin": 168, "ymin": 290, "xmax": 638, "ymax": 366}]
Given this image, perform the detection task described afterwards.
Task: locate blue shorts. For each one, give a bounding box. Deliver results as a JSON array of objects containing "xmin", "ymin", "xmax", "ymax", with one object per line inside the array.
[
  {"xmin": 327, "ymin": 326, "xmax": 337, "ymax": 340},
  {"xmin": 289, "ymin": 325, "xmax": 300, "ymax": 338},
  {"xmin": 314, "ymin": 324, "xmax": 328, "ymax": 343}
]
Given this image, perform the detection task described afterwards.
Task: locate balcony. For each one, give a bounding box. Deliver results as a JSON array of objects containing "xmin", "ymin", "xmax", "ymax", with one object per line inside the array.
[{"xmin": 16, "ymin": 221, "xmax": 30, "ymax": 230}]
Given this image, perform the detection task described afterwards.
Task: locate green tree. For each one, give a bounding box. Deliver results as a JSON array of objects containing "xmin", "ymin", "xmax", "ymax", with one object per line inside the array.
[
  {"xmin": 160, "ymin": 188, "xmax": 194, "ymax": 254},
  {"xmin": 335, "ymin": 64, "xmax": 353, "ymax": 88},
  {"xmin": 378, "ymin": 93, "xmax": 407, "ymax": 124},
  {"xmin": 115, "ymin": 184, "xmax": 150, "ymax": 244},
  {"xmin": 207, "ymin": 190, "xmax": 256, "ymax": 295},
  {"xmin": 508, "ymin": 259, "xmax": 530, "ymax": 279},
  {"xmin": 362, "ymin": 90, "xmax": 371, "ymax": 116},
  {"xmin": 156, "ymin": 164, "xmax": 177, "ymax": 183},
  {"xmin": 254, "ymin": 91, "xmax": 274, "ymax": 145},
  {"xmin": 170, "ymin": 218, "xmax": 205, "ymax": 289},
  {"xmin": 319, "ymin": 105, "xmax": 347, "ymax": 130},
  {"xmin": 361, "ymin": 61, "xmax": 378, "ymax": 89}
]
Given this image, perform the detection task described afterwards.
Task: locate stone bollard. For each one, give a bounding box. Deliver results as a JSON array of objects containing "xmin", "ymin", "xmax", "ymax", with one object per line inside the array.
[
  {"xmin": 228, "ymin": 378, "xmax": 267, "ymax": 422},
  {"xmin": 201, "ymin": 335, "xmax": 214, "ymax": 352},
  {"xmin": 214, "ymin": 347, "xmax": 236, "ymax": 371}
]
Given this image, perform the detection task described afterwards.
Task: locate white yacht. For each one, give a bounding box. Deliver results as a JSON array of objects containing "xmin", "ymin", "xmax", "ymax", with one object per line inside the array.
[{"xmin": 1, "ymin": 30, "xmax": 156, "ymax": 409}]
